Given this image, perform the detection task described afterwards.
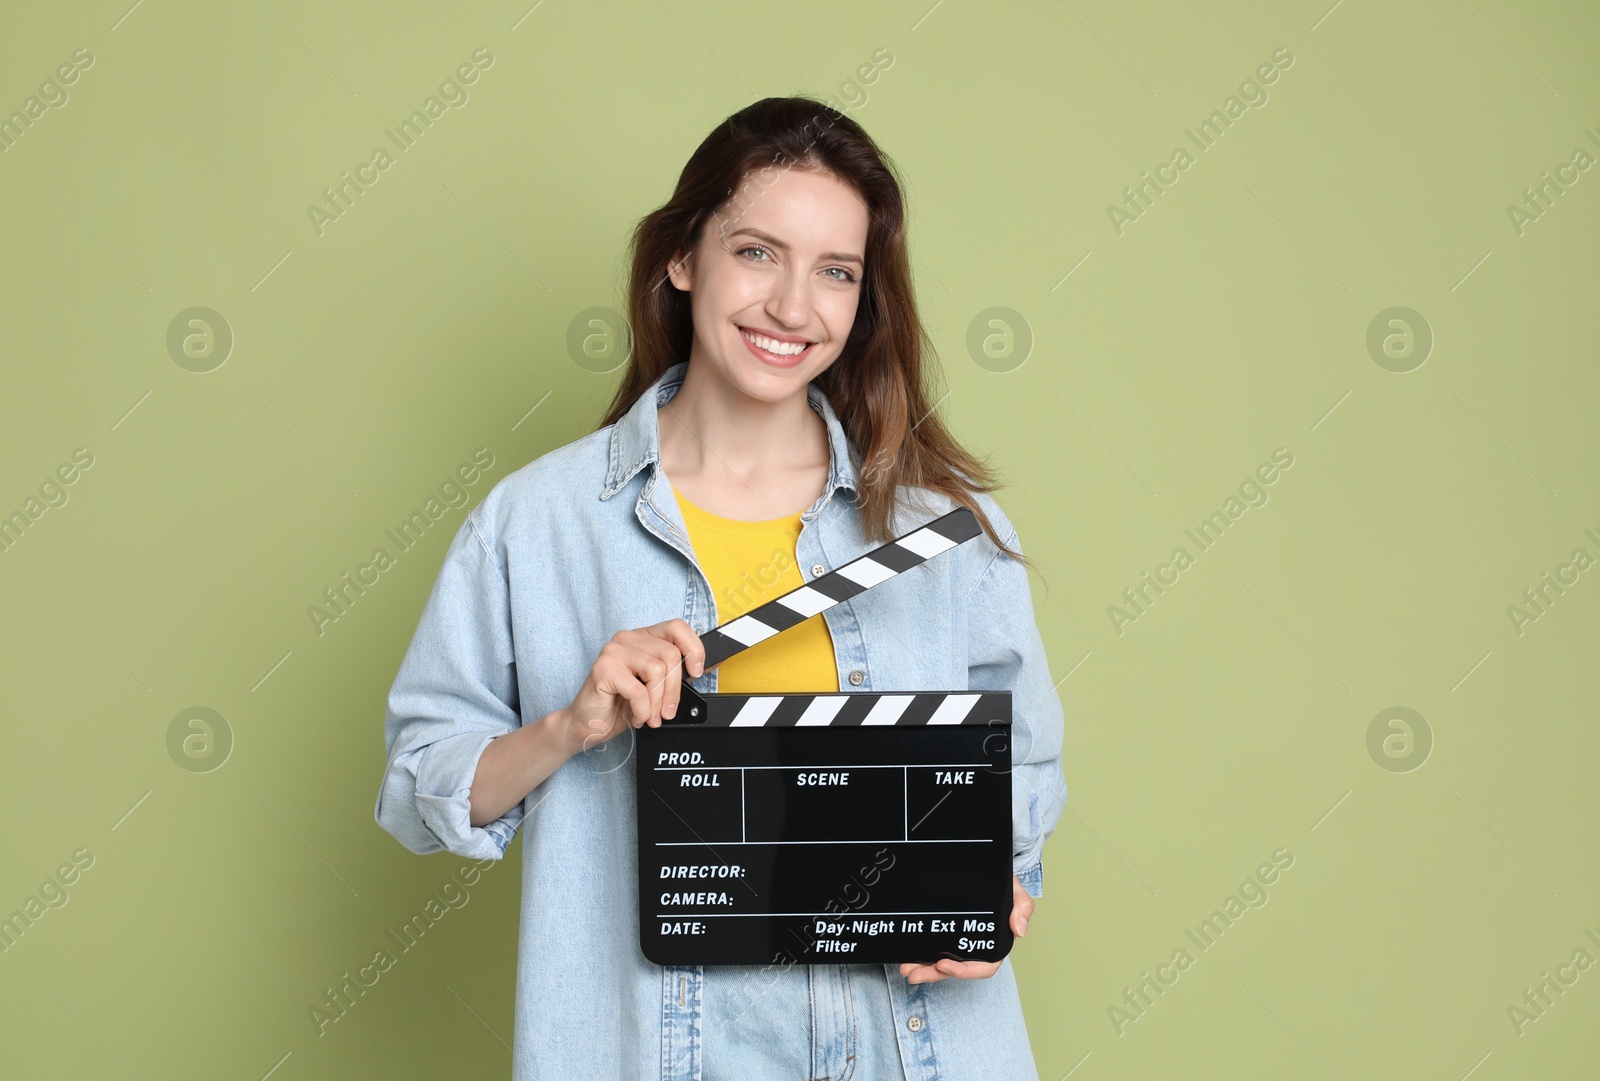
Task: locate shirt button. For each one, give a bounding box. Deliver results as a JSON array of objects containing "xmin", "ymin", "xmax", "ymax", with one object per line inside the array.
[
  {"xmin": 907, "ymin": 1015, "xmax": 924, "ymax": 1032},
  {"xmin": 848, "ymin": 670, "xmax": 864, "ymax": 686},
  {"xmin": 811, "ymin": 563, "xmax": 826, "ymax": 578}
]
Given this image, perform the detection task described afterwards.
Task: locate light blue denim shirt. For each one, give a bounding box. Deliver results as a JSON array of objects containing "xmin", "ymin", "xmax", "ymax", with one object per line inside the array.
[{"xmin": 376, "ymin": 361, "xmax": 1068, "ymax": 1080}]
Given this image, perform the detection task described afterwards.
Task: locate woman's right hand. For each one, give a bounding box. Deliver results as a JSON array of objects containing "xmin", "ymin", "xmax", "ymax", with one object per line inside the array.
[{"xmin": 559, "ymin": 619, "xmax": 707, "ymax": 756}]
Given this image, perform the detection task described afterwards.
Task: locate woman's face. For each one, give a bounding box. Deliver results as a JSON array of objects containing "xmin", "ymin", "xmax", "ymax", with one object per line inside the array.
[{"xmin": 667, "ymin": 166, "xmax": 869, "ymax": 403}]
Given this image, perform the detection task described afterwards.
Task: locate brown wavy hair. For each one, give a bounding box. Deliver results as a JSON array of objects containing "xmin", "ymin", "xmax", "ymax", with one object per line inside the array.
[{"xmin": 596, "ymin": 95, "xmax": 1033, "ymax": 576}]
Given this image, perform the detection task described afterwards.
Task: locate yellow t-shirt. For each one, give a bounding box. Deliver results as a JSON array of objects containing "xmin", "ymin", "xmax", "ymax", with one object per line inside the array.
[{"xmin": 672, "ymin": 487, "xmax": 839, "ymax": 695}]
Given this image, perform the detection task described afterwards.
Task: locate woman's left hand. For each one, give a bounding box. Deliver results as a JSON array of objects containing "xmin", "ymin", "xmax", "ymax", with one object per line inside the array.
[{"xmin": 898, "ymin": 874, "xmax": 1032, "ymax": 985}]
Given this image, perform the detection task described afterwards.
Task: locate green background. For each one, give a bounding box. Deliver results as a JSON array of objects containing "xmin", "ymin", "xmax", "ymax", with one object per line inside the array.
[{"xmin": 1, "ymin": 1, "xmax": 1596, "ymax": 1078}]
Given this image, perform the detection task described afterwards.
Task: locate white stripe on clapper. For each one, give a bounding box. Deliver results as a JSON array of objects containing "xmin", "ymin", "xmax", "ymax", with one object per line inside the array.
[
  {"xmin": 896, "ymin": 528, "xmax": 958, "ymax": 560},
  {"xmin": 719, "ymin": 614, "xmax": 780, "ymax": 647},
  {"xmin": 926, "ymin": 693, "xmax": 982, "ymax": 725},
  {"xmin": 730, "ymin": 697, "xmax": 784, "ymax": 726},
  {"xmin": 795, "ymin": 697, "xmax": 850, "ymax": 726},
  {"xmin": 837, "ymin": 557, "xmax": 897, "ymax": 588},
  {"xmin": 859, "ymin": 695, "xmax": 917, "ymax": 725},
  {"xmin": 775, "ymin": 585, "xmax": 834, "ymax": 618}
]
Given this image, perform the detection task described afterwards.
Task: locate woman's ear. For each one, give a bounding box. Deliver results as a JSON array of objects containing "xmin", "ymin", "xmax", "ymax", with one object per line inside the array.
[{"xmin": 666, "ymin": 250, "xmax": 693, "ymax": 291}]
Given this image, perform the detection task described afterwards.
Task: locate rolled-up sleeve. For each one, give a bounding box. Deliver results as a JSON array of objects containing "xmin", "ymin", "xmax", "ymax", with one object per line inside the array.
[
  {"xmin": 966, "ymin": 515, "xmax": 1068, "ymax": 899},
  {"xmin": 375, "ymin": 505, "xmax": 525, "ymax": 860}
]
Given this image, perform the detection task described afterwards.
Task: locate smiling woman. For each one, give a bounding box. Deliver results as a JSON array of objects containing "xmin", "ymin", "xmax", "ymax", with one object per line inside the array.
[
  {"xmin": 651, "ymin": 164, "xmax": 871, "ymax": 521},
  {"xmin": 377, "ymin": 95, "xmax": 1067, "ymax": 1081},
  {"xmin": 607, "ymin": 100, "xmax": 1035, "ymax": 566}
]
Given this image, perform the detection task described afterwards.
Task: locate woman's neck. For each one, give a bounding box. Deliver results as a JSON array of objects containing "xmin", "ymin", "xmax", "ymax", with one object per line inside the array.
[{"xmin": 657, "ymin": 364, "xmax": 831, "ymax": 521}]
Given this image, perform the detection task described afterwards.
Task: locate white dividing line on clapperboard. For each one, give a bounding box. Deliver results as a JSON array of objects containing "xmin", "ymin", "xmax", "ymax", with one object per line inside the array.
[
  {"xmin": 655, "ymin": 910, "xmax": 996, "ymax": 918},
  {"xmin": 659, "ymin": 762, "xmax": 986, "ymax": 842},
  {"xmin": 654, "ymin": 838, "xmax": 990, "ymax": 845},
  {"xmin": 650, "ymin": 763, "xmax": 991, "ymax": 769}
]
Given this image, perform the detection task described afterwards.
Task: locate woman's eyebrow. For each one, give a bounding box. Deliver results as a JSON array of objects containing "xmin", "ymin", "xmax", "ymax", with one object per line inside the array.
[{"xmin": 728, "ymin": 227, "xmax": 863, "ymax": 267}]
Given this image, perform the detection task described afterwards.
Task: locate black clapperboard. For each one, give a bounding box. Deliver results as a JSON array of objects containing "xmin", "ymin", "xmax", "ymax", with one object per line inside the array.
[{"xmin": 636, "ymin": 507, "xmax": 1014, "ymax": 966}]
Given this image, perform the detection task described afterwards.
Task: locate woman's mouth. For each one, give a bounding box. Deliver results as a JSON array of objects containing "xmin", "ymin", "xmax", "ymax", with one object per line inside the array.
[{"xmin": 738, "ymin": 326, "xmax": 816, "ymax": 368}]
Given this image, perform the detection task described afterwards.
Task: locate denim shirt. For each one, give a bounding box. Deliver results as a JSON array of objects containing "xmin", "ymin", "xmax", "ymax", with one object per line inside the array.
[{"xmin": 375, "ymin": 361, "xmax": 1068, "ymax": 1080}]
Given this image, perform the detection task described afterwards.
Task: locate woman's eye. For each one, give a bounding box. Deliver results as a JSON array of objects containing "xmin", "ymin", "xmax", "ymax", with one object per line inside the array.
[{"xmin": 739, "ymin": 246, "xmax": 855, "ymax": 283}]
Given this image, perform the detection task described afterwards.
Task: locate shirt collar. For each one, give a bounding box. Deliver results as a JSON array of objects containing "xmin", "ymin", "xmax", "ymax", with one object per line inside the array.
[{"xmin": 601, "ymin": 361, "xmax": 860, "ymax": 502}]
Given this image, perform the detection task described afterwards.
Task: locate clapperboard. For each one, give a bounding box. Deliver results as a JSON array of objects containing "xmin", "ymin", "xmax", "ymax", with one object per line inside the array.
[{"xmin": 636, "ymin": 507, "xmax": 1015, "ymax": 966}]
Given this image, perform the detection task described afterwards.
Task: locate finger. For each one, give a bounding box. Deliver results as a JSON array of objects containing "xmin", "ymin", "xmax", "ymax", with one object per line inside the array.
[
  {"xmin": 624, "ymin": 642, "xmax": 681, "ymax": 725},
  {"xmin": 651, "ymin": 619, "xmax": 707, "ymax": 679},
  {"xmin": 900, "ymin": 963, "xmax": 947, "ymax": 985},
  {"xmin": 616, "ymin": 637, "xmax": 674, "ymax": 725},
  {"xmin": 1012, "ymin": 877, "xmax": 1034, "ymax": 938},
  {"xmin": 935, "ymin": 958, "xmax": 1000, "ymax": 980},
  {"xmin": 619, "ymin": 633, "xmax": 684, "ymax": 723},
  {"xmin": 646, "ymin": 637, "xmax": 686, "ymax": 720},
  {"xmin": 598, "ymin": 657, "xmax": 655, "ymax": 728}
]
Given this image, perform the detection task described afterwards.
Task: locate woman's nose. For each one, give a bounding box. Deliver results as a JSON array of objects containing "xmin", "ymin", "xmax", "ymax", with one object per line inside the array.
[{"xmin": 767, "ymin": 271, "xmax": 811, "ymax": 327}]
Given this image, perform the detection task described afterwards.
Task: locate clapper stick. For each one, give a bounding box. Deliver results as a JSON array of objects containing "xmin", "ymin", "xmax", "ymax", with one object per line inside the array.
[
  {"xmin": 699, "ymin": 506, "xmax": 981, "ymax": 668},
  {"xmin": 636, "ymin": 504, "xmax": 1014, "ymax": 966},
  {"xmin": 670, "ymin": 506, "xmax": 983, "ymax": 725}
]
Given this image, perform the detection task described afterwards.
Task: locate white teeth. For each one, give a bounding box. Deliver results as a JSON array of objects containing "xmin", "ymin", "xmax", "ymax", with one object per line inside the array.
[{"xmin": 741, "ymin": 329, "xmax": 810, "ymax": 356}]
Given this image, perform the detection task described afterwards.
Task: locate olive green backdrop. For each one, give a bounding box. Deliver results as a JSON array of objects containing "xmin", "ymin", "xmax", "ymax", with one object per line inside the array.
[{"xmin": 1, "ymin": 1, "xmax": 1596, "ymax": 1078}]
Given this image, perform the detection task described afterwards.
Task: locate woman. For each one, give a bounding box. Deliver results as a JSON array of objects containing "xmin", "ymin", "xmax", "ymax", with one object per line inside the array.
[{"xmin": 377, "ymin": 96, "xmax": 1067, "ymax": 1081}]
